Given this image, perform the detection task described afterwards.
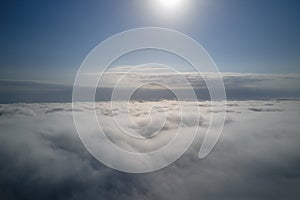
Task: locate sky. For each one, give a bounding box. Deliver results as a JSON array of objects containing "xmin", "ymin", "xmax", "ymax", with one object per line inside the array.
[{"xmin": 1, "ymin": 0, "xmax": 300, "ymax": 84}]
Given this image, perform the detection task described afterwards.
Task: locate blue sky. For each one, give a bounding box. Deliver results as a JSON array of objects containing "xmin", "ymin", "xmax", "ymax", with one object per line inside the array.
[{"xmin": 1, "ymin": 0, "xmax": 300, "ymax": 84}]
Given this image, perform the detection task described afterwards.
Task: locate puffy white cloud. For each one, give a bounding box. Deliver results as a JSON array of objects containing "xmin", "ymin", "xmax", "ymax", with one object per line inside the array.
[{"xmin": 0, "ymin": 100, "xmax": 300, "ymax": 199}]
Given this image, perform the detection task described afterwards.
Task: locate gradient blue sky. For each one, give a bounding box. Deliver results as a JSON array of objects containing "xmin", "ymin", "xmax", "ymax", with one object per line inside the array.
[{"xmin": 1, "ymin": 0, "xmax": 299, "ymax": 84}]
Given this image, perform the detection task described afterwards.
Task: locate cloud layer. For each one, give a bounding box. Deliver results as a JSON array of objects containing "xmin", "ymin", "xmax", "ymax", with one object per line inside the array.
[
  {"xmin": 0, "ymin": 100, "xmax": 300, "ymax": 199},
  {"xmin": 1, "ymin": 72, "xmax": 300, "ymax": 103}
]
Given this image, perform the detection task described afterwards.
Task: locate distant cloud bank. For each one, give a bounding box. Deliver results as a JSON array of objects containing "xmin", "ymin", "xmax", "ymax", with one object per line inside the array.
[{"xmin": 1, "ymin": 72, "xmax": 300, "ymax": 103}]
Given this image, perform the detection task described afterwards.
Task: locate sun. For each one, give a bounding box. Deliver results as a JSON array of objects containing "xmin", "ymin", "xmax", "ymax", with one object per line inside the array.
[
  {"xmin": 156, "ymin": 0, "xmax": 183, "ymax": 11},
  {"xmin": 148, "ymin": 0, "xmax": 190, "ymax": 21}
]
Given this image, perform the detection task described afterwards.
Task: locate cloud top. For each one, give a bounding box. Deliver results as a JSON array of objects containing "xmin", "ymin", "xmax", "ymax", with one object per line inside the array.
[{"xmin": 0, "ymin": 100, "xmax": 300, "ymax": 199}]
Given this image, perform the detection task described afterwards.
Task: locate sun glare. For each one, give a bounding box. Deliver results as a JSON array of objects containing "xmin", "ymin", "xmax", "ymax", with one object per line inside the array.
[
  {"xmin": 148, "ymin": 0, "xmax": 190, "ymax": 21},
  {"xmin": 156, "ymin": 0, "xmax": 183, "ymax": 11}
]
